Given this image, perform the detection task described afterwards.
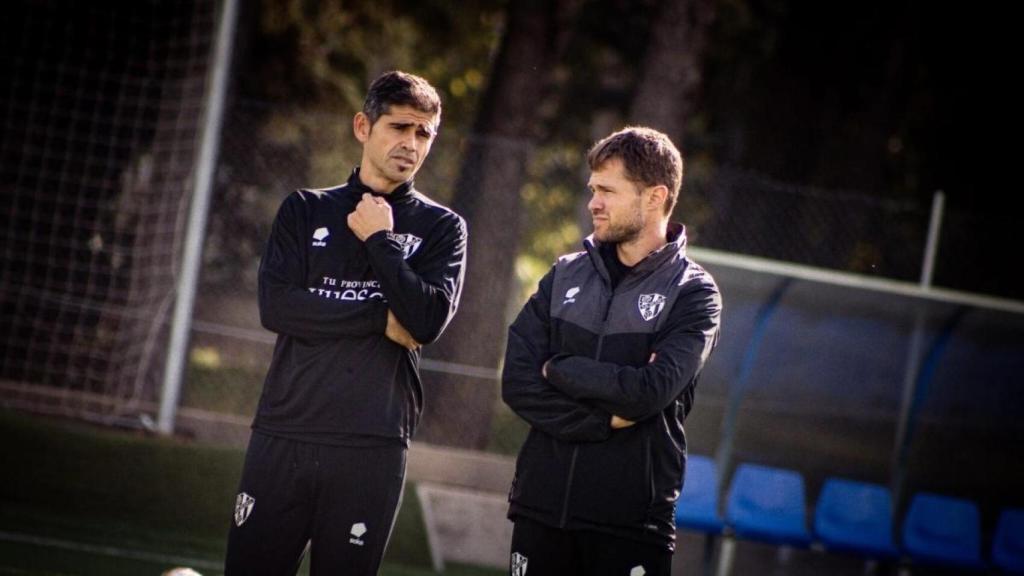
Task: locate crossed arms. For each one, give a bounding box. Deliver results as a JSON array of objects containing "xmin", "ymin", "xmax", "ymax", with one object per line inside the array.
[{"xmin": 502, "ymin": 267, "xmax": 721, "ymax": 443}]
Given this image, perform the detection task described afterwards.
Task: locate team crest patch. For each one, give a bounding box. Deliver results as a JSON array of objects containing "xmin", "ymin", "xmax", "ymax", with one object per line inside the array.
[
  {"xmin": 234, "ymin": 492, "xmax": 255, "ymax": 527},
  {"xmin": 638, "ymin": 293, "xmax": 666, "ymax": 321},
  {"xmin": 511, "ymin": 552, "xmax": 528, "ymax": 576},
  {"xmin": 386, "ymin": 232, "xmax": 423, "ymax": 259}
]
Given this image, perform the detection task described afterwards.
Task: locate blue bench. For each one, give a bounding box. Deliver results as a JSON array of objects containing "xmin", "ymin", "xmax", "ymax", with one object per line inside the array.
[
  {"xmin": 813, "ymin": 477, "xmax": 898, "ymax": 559},
  {"xmin": 675, "ymin": 454, "xmax": 724, "ymax": 533},
  {"xmin": 725, "ymin": 463, "xmax": 812, "ymax": 547},
  {"xmin": 901, "ymin": 492, "xmax": 983, "ymax": 570},
  {"xmin": 993, "ymin": 508, "xmax": 1024, "ymax": 574}
]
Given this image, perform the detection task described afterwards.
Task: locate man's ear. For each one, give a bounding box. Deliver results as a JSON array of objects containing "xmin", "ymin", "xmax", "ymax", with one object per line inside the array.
[
  {"xmin": 647, "ymin": 184, "xmax": 669, "ymax": 213},
  {"xmin": 353, "ymin": 112, "xmax": 371, "ymax": 143}
]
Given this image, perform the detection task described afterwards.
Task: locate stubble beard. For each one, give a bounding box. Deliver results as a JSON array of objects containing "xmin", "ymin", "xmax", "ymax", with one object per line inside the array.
[{"xmin": 594, "ymin": 201, "xmax": 644, "ymax": 244}]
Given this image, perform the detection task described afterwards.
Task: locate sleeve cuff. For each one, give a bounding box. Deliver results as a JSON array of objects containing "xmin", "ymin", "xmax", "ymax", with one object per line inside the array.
[{"xmin": 365, "ymin": 229, "xmax": 399, "ymax": 253}]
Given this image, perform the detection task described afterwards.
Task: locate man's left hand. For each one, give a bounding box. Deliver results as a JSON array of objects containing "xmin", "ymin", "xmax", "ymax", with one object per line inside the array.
[
  {"xmin": 386, "ymin": 310, "xmax": 420, "ymax": 351},
  {"xmin": 347, "ymin": 193, "xmax": 393, "ymax": 241}
]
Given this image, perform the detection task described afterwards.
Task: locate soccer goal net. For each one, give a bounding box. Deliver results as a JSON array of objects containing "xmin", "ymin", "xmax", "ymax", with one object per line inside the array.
[{"xmin": 0, "ymin": 0, "xmax": 219, "ymax": 426}]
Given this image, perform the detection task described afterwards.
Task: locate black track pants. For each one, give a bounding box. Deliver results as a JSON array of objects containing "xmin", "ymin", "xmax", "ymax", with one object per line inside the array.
[
  {"xmin": 508, "ymin": 516, "xmax": 672, "ymax": 576},
  {"xmin": 225, "ymin": 432, "xmax": 406, "ymax": 576}
]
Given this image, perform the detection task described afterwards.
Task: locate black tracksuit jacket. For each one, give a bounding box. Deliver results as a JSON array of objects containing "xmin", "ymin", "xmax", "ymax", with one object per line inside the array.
[
  {"xmin": 253, "ymin": 170, "xmax": 467, "ymax": 445},
  {"xmin": 502, "ymin": 223, "xmax": 721, "ymax": 549}
]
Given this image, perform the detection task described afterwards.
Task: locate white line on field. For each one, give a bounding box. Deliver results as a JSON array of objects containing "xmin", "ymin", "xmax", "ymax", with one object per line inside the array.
[{"xmin": 0, "ymin": 530, "xmax": 222, "ymax": 571}]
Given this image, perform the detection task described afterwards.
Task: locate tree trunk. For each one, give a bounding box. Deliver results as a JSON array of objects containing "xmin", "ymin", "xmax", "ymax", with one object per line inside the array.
[
  {"xmin": 628, "ymin": 0, "xmax": 716, "ymax": 146},
  {"xmin": 418, "ymin": 0, "xmax": 577, "ymax": 449}
]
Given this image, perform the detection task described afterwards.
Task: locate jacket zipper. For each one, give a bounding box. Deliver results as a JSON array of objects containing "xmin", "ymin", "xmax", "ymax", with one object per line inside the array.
[
  {"xmin": 558, "ymin": 448, "xmax": 578, "ymax": 528},
  {"xmin": 558, "ymin": 283, "xmax": 615, "ymax": 528}
]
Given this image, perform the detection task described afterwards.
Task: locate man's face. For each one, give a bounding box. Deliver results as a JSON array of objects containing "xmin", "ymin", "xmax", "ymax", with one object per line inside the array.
[
  {"xmin": 587, "ymin": 158, "xmax": 646, "ymax": 244},
  {"xmin": 354, "ymin": 104, "xmax": 439, "ymax": 191}
]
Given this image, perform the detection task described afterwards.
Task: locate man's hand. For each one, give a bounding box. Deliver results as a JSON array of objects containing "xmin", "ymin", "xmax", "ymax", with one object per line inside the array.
[
  {"xmin": 611, "ymin": 415, "xmax": 635, "ymax": 429},
  {"xmin": 347, "ymin": 193, "xmax": 393, "ymax": 241},
  {"xmin": 609, "ymin": 354, "xmax": 652, "ymax": 430},
  {"xmin": 386, "ymin": 310, "xmax": 420, "ymax": 350}
]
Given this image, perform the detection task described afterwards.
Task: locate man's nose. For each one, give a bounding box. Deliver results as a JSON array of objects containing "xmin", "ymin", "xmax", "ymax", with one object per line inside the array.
[{"xmin": 587, "ymin": 193, "xmax": 601, "ymax": 212}]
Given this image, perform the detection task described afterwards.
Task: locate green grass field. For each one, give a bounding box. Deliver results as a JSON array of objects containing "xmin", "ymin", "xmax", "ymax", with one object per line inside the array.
[{"xmin": 0, "ymin": 409, "xmax": 502, "ymax": 576}]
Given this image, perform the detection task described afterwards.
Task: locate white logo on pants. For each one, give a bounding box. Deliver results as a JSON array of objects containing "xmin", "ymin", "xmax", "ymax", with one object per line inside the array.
[
  {"xmin": 234, "ymin": 492, "xmax": 255, "ymax": 527},
  {"xmin": 349, "ymin": 522, "xmax": 367, "ymax": 546},
  {"xmin": 511, "ymin": 551, "xmax": 528, "ymax": 575}
]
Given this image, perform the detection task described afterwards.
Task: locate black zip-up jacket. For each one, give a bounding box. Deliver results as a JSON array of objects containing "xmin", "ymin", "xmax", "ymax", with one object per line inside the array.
[
  {"xmin": 502, "ymin": 223, "xmax": 721, "ymax": 549},
  {"xmin": 254, "ymin": 169, "xmax": 467, "ymax": 445}
]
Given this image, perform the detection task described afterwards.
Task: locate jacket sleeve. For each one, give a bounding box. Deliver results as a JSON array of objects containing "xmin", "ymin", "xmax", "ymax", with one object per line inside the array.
[
  {"xmin": 501, "ymin": 268, "xmax": 612, "ymax": 443},
  {"xmin": 258, "ymin": 192, "xmax": 388, "ymax": 339},
  {"xmin": 362, "ymin": 214, "xmax": 467, "ymax": 344},
  {"xmin": 545, "ymin": 280, "xmax": 721, "ymax": 422}
]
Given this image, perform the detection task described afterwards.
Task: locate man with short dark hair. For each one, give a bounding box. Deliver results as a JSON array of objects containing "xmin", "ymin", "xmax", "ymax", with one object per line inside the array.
[
  {"xmin": 225, "ymin": 71, "xmax": 467, "ymax": 576},
  {"xmin": 502, "ymin": 127, "xmax": 721, "ymax": 575}
]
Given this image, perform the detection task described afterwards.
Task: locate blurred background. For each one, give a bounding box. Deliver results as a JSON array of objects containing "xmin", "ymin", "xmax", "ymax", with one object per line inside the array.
[{"xmin": 1, "ymin": 0, "xmax": 1021, "ymax": 574}]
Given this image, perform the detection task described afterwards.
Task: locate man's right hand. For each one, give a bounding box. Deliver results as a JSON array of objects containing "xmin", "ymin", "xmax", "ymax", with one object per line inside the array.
[
  {"xmin": 386, "ymin": 310, "xmax": 420, "ymax": 351},
  {"xmin": 610, "ymin": 415, "xmax": 635, "ymax": 429}
]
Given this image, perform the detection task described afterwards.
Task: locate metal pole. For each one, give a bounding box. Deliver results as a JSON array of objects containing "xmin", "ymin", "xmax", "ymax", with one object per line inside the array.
[
  {"xmin": 920, "ymin": 190, "xmax": 945, "ymax": 288},
  {"xmin": 715, "ymin": 278, "xmax": 791, "ymax": 475},
  {"xmin": 890, "ymin": 309, "xmax": 925, "ymax": 493},
  {"xmin": 157, "ymin": 0, "xmax": 239, "ymax": 435},
  {"xmin": 889, "ymin": 190, "xmax": 946, "ymax": 497}
]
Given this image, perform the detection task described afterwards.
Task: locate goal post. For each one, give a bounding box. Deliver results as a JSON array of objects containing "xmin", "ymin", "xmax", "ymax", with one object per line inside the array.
[{"xmin": 157, "ymin": 0, "xmax": 240, "ymax": 435}]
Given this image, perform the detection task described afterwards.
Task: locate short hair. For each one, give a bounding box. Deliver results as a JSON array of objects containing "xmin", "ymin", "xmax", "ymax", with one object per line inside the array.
[
  {"xmin": 363, "ymin": 71, "xmax": 442, "ymax": 126},
  {"xmin": 587, "ymin": 126, "xmax": 684, "ymax": 215}
]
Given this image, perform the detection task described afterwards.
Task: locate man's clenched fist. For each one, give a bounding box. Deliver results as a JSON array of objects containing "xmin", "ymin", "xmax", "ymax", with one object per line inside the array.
[{"xmin": 347, "ymin": 193, "xmax": 393, "ymax": 241}]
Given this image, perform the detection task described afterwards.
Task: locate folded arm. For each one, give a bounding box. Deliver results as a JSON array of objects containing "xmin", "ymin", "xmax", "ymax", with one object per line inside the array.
[
  {"xmin": 501, "ymin": 269, "xmax": 612, "ymax": 443},
  {"xmin": 362, "ymin": 214, "xmax": 467, "ymax": 345},
  {"xmin": 545, "ymin": 282, "xmax": 721, "ymax": 422}
]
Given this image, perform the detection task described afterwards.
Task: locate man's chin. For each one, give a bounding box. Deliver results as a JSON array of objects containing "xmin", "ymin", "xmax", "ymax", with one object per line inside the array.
[
  {"xmin": 594, "ymin": 228, "xmax": 639, "ymax": 244},
  {"xmin": 387, "ymin": 167, "xmax": 415, "ymax": 182}
]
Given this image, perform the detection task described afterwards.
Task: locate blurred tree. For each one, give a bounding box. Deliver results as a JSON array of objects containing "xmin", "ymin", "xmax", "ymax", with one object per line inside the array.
[
  {"xmin": 629, "ymin": 0, "xmax": 716, "ymax": 148},
  {"xmin": 628, "ymin": 0, "xmax": 717, "ymax": 246},
  {"xmin": 419, "ymin": 0, "xmax": 582, "ymax": 448}
]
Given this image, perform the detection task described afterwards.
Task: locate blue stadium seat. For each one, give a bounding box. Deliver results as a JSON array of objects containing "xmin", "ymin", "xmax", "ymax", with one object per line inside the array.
[
  {"xmin": 901, "ymin": 492, "xmax": 983, "ymax": 569},
  {"xmin": 993, "ymin": 508, "xmax": 1024, "ymax": 574},
  {"xmin": 675, "ymin": 454, "xmax": 724, "ymax": 533},
  {"xmin": 725, "ymin": 463, "xmax": 812, "ymax": 546},
  {"xmin": 813, "ymin": 477, "xmax": 898, "ymax": 558}
]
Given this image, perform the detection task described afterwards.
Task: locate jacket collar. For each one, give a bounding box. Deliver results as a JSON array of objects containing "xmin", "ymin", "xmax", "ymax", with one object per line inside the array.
[
  {"xmin": 347, "ymin": 167, "xmax": 415, "ymax": 205},
  {"xmin": 584, "ymin": 222, "xmax": 688, "ymax": 287}
]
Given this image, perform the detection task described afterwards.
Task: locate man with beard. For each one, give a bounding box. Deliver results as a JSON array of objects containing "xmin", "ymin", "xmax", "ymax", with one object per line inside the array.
[
  {"xmin": 502, "ymin": 127, "xmax": 722, "ymax": 576},
  {"xmin": 225, "ymin": 71, "xmax": 467, "ymax": 576}
]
